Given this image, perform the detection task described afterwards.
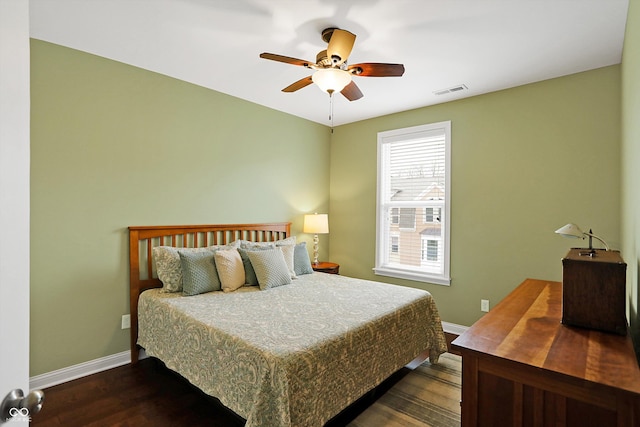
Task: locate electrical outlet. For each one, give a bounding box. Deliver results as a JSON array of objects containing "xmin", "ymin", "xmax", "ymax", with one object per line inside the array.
[
  {"xmin": 121, "ymin": 314, "xmax": 131, "ymax": 329},
  {"xmin": 481, "ymin": 299, "xmax": 490, "ymax": 312}
]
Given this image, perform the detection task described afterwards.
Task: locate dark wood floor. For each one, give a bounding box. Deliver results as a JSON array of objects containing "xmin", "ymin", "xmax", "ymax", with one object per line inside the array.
[
  {"xmin": 31, "ymin": 357, "xmax": 246, "ymax": 427},
  {"xmin": 32, "ymin": 333, "xmax": 459, "ymax": 427}
]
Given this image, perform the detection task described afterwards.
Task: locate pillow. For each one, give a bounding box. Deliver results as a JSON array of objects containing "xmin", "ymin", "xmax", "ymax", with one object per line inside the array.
[
  {"xmin": 238, "ymin": 236, "xmax": 296, "ymax": 248},
  {"xmin": 238, "ymin": 237, "xmax": 297, "ymax": 278},
  {"xmin": 247, "ymin": 248, "xmax": 293, "ymax": 290},
  {"xmin": 226, "ymin": 240, "xmax": 241, "ymax": 248},
  {"xmin": 278, "ymin": 243, "xmax": 297, "ymax": 279},
  {"xmin": 293, "ymin": 242, "xmax": 314, "ymax": 275},
  {"xmin": 238, "ymin": 240, "xmax": 275, "ymax": 250},
  {"xmin": 153, "ymin": 245, "xmax": 220, "ymax": 292},
  {"xmin": 178, "ymin": 250, "xmax": 221, "ymax": 295},
  {"xmin": 237, "ymin": 246, "xmax": 273, "ymax": 286},
  {"xmin": 275, "ymin": 236, "xmax": 297, "ymax": 247},
  {"xmin": 214, "ymin": 249, "xmax": 246, "ymax": 292}
]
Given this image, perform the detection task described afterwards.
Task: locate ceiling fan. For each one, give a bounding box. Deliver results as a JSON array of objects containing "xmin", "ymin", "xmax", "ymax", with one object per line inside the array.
[{"xmin": 259, "ymin": 28, "xmax": 405, "ymax": 101}]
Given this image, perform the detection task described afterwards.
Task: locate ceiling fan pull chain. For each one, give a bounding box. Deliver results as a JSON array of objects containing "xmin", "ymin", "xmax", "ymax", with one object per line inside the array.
[{"xmin": 329, "ymin": 91, "xmax": 334, "ymax": 132}]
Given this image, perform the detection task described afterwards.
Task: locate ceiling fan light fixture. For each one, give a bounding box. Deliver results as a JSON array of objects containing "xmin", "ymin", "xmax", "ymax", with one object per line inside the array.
[{"xmin": 312, "ymin": 68, "xmax": 352, "ymax": 94}]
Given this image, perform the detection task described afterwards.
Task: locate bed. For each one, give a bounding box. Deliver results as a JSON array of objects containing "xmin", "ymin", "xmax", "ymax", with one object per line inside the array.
[{"xmin": 129, "ymin": 222, "xmax": 447, "ymax": 427}]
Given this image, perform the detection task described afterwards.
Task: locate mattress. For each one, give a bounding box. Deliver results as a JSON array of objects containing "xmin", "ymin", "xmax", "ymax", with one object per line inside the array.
[{"xmin": 138, "ymin": 272, "xmax": 447, "ymax": 426}]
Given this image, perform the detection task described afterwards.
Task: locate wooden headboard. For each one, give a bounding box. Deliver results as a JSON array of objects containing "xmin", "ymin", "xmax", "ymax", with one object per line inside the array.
[{"xmin": 128, "ymin": 222, "xmax": 291, "ymax": 363}]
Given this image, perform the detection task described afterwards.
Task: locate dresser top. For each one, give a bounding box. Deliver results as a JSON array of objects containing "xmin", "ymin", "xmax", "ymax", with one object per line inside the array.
[
  {"xmin": 452, "ymin": 278, "xmax": 640, "ymax": 395},
  {"xmin": 563, "ymin": 248, "xmax": 625, "ymax": 264}
]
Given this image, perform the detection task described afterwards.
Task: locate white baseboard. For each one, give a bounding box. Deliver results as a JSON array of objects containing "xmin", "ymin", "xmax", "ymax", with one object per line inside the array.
[
  {"xmin": 442, "ymin": 321, "xmax": 469, "ymax": 336},
  {"xmin": 30, "ymin": 351, "xmax": 134, "ymax": 390}
]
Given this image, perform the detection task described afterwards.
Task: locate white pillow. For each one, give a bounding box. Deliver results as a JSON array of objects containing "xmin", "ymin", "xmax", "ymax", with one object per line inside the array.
[
  {"xmin": 275, "ymin": 236, "xmax": 296, "ymax": 246},
  {"xmin": 214, "ymin": 249, "xmax": 246, "ymax": 292},
  {"xmin": 278, "ymin": 244, "xmax": 297, "ymax": 279}
]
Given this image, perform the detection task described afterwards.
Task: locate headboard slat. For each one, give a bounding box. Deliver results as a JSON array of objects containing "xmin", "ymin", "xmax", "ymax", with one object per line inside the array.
[{"xmin": 146, "ymin": 240, "xmax": 152, "ymax": 282}]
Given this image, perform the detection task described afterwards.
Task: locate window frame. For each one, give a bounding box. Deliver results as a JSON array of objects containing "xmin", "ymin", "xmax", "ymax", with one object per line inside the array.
[{"xmin": 374, "ymin": 121, "xmax": 451, "ymax": 285}]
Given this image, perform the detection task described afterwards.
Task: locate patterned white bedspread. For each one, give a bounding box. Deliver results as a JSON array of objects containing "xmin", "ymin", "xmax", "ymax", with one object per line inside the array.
[{"xmin": 138, "ymin": 272, "xmax": 447, "ymax": 427}]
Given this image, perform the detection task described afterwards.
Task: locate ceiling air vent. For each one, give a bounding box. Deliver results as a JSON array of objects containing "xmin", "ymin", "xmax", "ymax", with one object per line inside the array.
[{"xmin": 434, "ymin": 84, "xmax": 468, "ymax": 96}]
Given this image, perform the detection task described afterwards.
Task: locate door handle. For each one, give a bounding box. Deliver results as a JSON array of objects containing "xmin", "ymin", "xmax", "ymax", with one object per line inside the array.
[{"xmin": 0, "ymin": 388, "xmax": 45, "ymax": 423}]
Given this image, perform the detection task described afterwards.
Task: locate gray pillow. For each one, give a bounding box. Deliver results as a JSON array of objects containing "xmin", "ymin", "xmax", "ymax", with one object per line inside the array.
[
  {"xmin": 178, "ymin": 250, "xmax": 221, "ymax": 296},
  {"xmin": 247, "ymin": 248, "xmax": 292, "ymax": 290},
  {"xmin": 238, "ymin": 246, "xmax": 273, "ymax": 286},
  {"xmin": 294, "ymin": 242, "xmax": 314, "ymax": 275}
]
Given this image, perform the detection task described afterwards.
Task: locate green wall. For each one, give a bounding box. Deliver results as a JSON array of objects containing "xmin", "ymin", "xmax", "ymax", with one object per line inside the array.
[
  {"xmin": 330, "ymin": 65, "xmax": 621, "ymax": 327},
  {"xmin": 622, "ymin": 0, "xmax": 640, "ymax": 354},
  {"xmin": 31, "ymin": 20, "xmax": 635, "ymax": 376},
  {"xmin": 30, "ymin": 40, "xmax": 331, "ymax": 375}
]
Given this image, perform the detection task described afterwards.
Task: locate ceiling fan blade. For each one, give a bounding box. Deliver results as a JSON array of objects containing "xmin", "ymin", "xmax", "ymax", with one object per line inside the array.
[
  {"xmin": 341, "ymin": 81, "xmax": 363, "ymax": 101},
  {"xmin": 327, "ymin": 29, "xmax": 356, "ymax": 66},
  {"xmin": 348, "ymin": 63, "xmax": 405, "ymax": 77},
  {"xmin": 260, "ymin": 53, "xmax": 314, "ymax": 68},
  {"xmin": 282, "ymin": 76, "xmax": 314, "ymax": 92}
]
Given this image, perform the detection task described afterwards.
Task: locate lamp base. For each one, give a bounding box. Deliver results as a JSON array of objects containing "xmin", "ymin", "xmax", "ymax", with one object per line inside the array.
[{"xmin": 313, "ymin": 234, "xmax": 319, "ymax": 264}]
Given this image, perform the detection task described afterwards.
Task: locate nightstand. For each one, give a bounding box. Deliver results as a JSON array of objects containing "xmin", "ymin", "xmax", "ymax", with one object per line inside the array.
[{"xmin": 311, "ymin": 262, "xmax": 340, "ymax": 275}]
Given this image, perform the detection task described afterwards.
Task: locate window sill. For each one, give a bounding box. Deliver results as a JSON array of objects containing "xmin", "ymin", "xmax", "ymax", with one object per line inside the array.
[{"xmin": 373, "ymin": 266, "xmax": 451, "ymax": 286}]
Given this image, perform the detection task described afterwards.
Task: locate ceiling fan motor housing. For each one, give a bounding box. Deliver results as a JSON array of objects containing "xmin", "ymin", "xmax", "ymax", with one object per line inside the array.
[{"xmin": 315, "ymin": 50, "xmax": 332, "ymax": 67}]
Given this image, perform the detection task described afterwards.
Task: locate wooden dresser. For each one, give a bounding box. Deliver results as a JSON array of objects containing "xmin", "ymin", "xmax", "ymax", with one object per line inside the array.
[{"xmin": 452, "ymin": 278, "xmax": 640, "ymax": 426}]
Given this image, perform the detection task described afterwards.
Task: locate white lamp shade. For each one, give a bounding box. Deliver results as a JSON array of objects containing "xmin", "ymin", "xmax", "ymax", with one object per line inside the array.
[
  {"xmin": 303, "ymin": 214, "xmax": 329, "ymax": 234},
  {"xmin": 312, "ymin": 69, "xmax": 351, "ymax": 93},
  {"xmin": 555, "ymin": 223, "xmax": 584, "ymax": 239}
]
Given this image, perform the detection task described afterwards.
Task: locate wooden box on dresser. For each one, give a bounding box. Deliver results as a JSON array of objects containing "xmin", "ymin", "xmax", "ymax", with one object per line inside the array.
[
  {"xmin": 561, "ymin": 248, "xmax": 627, "ymax": 335},
  {"xmin": 451, "ymin": 279, "xmax": 640, "ymax": 427}
]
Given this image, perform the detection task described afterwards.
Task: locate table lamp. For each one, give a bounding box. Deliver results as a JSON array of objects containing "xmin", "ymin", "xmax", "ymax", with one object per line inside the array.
[
  {"xmin": 303, "ymin": 213, "xmax": 329, "ymax": 264},
  {"xmin": 554, "ymin": 223, "xmax": 610, "ymax": 251}
]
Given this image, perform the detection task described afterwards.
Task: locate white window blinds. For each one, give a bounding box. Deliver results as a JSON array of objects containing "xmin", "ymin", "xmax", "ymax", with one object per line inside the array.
[{"xmin": 375, "ymin": 121, "xmax": 451, "ymax": 285}]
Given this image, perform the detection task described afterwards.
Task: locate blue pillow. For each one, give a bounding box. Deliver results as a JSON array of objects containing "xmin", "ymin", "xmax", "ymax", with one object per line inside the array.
[
  {"xmin": 294, "ymin": 242, "xmax": 314, "ymax": 275},
  {"xmin": 178, "ymin": 250, "xmax": 221, "ymax": 295}
]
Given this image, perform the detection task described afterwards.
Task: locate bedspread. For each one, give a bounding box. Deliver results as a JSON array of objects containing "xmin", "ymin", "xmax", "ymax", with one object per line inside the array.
[{"xmin": 137, "ymin": 272, "xmax": 447, "ymax": 427}]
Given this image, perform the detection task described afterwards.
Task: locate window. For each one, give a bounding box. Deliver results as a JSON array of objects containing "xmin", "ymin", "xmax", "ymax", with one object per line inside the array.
[
  {"xmin": 374, "ymin": 121, "xmax": 451, "ymax": 285},
  {"xmin": 391, "ymin": 208, "xmax": 399, "ymax": 225},
  {"xmin": 423, "ymin": 239, "xmax": 439, "ymax": 261},
  {"xmin": 425, "ymin": 207, "xmax": 440, "ymax": 223},
  {"xmin": 391, "ymin": 235, "xmax": 399, "ymax": 253},
  {"xmin": 398, "ymin": 208, "xmax": 416, "ymax": 230}
]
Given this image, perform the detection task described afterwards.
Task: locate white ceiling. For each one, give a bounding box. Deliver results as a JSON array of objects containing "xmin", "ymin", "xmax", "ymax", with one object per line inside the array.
[{"xmin": 29, "ymin": 0, "xmax": 629, "ymax": 126}]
